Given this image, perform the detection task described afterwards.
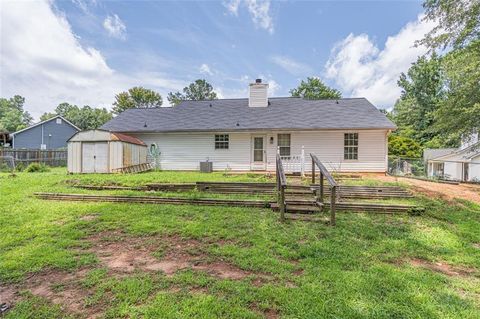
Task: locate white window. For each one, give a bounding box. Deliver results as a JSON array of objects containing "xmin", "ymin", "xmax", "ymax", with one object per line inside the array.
[
  {"xmin": 56, "ymin": 118, "xmax": 62, "ymax": 124},
  {"xmin": 215, "ymin": 134, "xmax": 229, "ymax": 149},
  {"xmin": 277, "ymin": 134, "xmax": 291, "ymax": 156},
  {"xmin": 344, "ymin": 133, "xmax": 358, "ymax": 160}
]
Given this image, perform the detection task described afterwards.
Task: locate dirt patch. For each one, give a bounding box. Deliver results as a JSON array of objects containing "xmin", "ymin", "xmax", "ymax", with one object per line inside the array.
[
  {"xmin": 367, "ymin": 174, "xmax": 480, "ymax": 204},
  {"xmin": 1, "ymin": 268, "xmax": 103, "ymax": 318},
  {"xmin": 83, "ymin": 231, "xmax": 254, "ymax": 280},
  {"xmin": 409, "ymin": 258, "xmax": 477, "ymax": 277}
]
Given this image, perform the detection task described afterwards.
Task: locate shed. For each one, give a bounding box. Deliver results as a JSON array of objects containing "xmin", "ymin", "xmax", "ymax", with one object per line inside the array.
[{"xmin": 67, "ymin": 130, "xmax": 148, "ymax": 173}]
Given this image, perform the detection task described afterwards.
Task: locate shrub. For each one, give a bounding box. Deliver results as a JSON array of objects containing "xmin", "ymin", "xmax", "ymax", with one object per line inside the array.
[
  {"xmin": 15, "ymin": 162, "xmax": 25, "ymax": 172},
  {"xmin": 25, "ymin": 163, "xmax": 50, "ymax": 173}
]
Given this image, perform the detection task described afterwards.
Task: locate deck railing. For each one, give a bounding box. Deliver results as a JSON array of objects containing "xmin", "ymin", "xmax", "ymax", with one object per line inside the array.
[
  {"xmin": 278, "ymin": 146, "xmax": 305, "ymax": 176},
  {"xmin": 276, "ymin": 153, "xmax": 287, "ymax": 221},
  {"xmin": 311, "ymin": 153, "xmax": 338, "ymax": 226}
]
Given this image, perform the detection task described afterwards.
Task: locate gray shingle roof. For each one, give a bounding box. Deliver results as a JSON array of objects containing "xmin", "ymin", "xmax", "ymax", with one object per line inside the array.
[{"xmin": 101, "ymin": 97, "xmax": 396, "ymax": 133}]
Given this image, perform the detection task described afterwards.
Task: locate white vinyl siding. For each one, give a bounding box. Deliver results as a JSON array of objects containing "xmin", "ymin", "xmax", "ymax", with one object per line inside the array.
[
  {"xmin": 132, "ymin": 130, "xmax": 388, "ymax": 172},
  {"xmin": 133, "ymin": 132, "xmax": 252, "ymax": 171}
]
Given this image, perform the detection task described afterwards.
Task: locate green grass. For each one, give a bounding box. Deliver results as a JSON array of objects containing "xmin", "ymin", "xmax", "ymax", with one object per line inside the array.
[{"xmin": 1, "ymin": 168, "xmax": 480, "ymax": 318}]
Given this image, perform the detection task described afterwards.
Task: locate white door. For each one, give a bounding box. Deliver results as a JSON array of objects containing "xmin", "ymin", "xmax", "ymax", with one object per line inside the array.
[
  {"xmin": 82, "ymin": 143, "xmax": 95, "ymax": 173},
  {"xmin": 82, "ymin": 142, "xmax": 109, "ymax": 173},
  {"xmin": 94, "ymin": 143, "xmax": 109, "ymax": 173},
  {"xmin": 251, "ymin": 135, "xmax": 266, "ymax": 170}
]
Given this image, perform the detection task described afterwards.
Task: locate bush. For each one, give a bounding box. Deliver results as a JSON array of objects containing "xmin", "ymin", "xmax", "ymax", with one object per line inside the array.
[
  {"xmin": 25, "ymin": 163, "xmax": 50, "ymax": 173},
  {"xmin": 15, "ymin": 162, "xmax": 25, "ymax": 172}
]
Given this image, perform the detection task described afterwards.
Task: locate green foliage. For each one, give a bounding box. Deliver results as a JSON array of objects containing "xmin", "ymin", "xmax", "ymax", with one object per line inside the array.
[
  {"xmin": 391, "ymin": 54, "xmax": 451, "ymax": 146},
  {"xmin": 0, "ymin": 95, "xmax": 32, "ymax": 132},
  {"xmin": 388, "ymin": 134, "xmax": 422, "ymax": 158},
  {"xmin": 167, "ymin": 79, "xmax": 218, "ymax": 106},
  {"xmin": 40, "ymin": 103, "xmax": 113, "ymax": 130},
  {"xmin": 290, "ymin": 77, "xmax": 342, "ymax": 100},
  {"xmin": 434, "ymin": 40, "xmax": 480, "ymax": 139},
  {"xmin": 25, "ymin": 162, "xmax": 50, "ymax": 173},
  {"xmin": 419, "ymin": 0, "xmax": 480, "ymax": 49},
  {"xmin": 112, "ymin": 86, "xmax": 163, "ymax": 114}
]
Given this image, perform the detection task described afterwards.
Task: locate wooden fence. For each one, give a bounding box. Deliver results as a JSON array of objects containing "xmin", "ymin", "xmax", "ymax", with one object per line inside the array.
[{"xmin": 0, "ymin": 149, "xmax": 67, "ymax": 167}]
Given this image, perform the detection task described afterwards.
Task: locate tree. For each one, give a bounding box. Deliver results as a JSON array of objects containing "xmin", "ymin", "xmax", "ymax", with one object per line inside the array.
[
  {"xmin": 167, "ymin": 79, "xmax": 218, "ymax": 106},
  {"xmin": 0, "ymin": 95, "xmax": 32, "ymax": 132},
  {"xmin": 419, "ymin": 0, "xmax": 480, "ymax": 49},
  {"xmin": 112, "ymin": 87, "xmax": 163, "ymax": 114},
  {"xmin": 390, "ymin": 53, "xmax": 447, "ymax": 146},
  {"xmin": 41, "ymin": 103, "xmax": 112, "ymax": 130},
  {"xmin": 290, "ymin": 77, "xmax": 342, "ymax": 100},
  {"xmin": 388, "ymin": 134, "xmax": 422, "ymax": 158},
  {"xmin": 433, "ymin": 40, "xmax": 480, "ymax": 141}
]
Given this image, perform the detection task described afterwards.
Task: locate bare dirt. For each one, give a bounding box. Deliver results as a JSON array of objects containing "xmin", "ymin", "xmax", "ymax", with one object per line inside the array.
[
  {"xmin": 0, "ymin": 268, "xmax": 102, "ymax": 318},
  {"xmin": 361, "ymin": 174, "xmax": 480, "ymax": 204},
  {"xmin": 409, "ymin": 258, "xmax": 477, "ymax": 277},
  {"xmin": 84, "ymin": 231, "xmax": 254, "ymax": 280}
]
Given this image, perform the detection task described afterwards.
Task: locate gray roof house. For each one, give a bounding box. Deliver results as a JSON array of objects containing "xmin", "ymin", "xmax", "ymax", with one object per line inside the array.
[
  {"xmin": 11, "ymin": 115, "xmax": 80, "ymax": 149},
  {"xmin": 102, "ymin": 80, "xmax": 395, "ymax": 173}
]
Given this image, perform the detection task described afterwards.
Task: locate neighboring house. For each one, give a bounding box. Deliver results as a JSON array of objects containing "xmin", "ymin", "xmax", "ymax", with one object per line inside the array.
[
  {"xmin": 426, "ymin": 134, "xmax": 480, "ymax": 182},
  {"xmin": 11, "ymin": 115, "xmax": 79, "ymax": 149},
  {"xmin": 101, "ymin": 79, "xmax": 396, "ymax": 172}
]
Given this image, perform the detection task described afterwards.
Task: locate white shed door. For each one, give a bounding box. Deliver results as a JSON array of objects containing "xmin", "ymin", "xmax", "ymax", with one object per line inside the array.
[
  {"xmin": 94, "ymin": 143, "xmax": 109, "ymax": 173},
  {"xmin": 82, "ymin": 142, "xmax": 108, "ymax": 173}
]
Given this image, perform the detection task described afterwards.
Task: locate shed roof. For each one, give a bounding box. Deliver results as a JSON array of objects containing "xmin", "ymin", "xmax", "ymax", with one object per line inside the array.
[
  {"xmin": 101, "ymin": 97, "xmax": 396, "ymax": 133},
  {"xmin": 111, "ymin": 132, "xmax": 146, "ymax": 146},
  {"xmin": 67, "ymin": 129, "xmax": 146, "ymax": 146}
]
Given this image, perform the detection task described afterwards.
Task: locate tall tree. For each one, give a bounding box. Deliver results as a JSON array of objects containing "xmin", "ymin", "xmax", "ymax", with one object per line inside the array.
[
  {"xmin": 434, "ymin": 40, "xmax": 480, "ymax": 140},
  {"xmin": 41, "ymin": 103, "xmax": 112, "ymax": 130},
  {"xmin": 167, "ymin": 79, "xmax": 218, "ymax": 106},
  {"xmin": 290, "ymin": 77, "xmax": 342, "ymax": 100},
  {"xmin": 391, "ymin": 53, "xmax": 447, "ymax": 146},
  {"xmin": 112, "ymin": 87, "xmax": 163, "ymax": 114},
  {"xmin": 419, "ymin": 0, "xmax": 480, "ymax": 49},
  {"xmin": 0, "ymin": 95, "xmax": 32, "ymax": 132}
]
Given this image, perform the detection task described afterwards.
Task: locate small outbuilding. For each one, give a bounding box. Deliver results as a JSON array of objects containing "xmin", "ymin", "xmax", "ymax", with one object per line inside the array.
[{"xmin": 67, "ymin": 130, "xmax": 148, "ymax": 173}]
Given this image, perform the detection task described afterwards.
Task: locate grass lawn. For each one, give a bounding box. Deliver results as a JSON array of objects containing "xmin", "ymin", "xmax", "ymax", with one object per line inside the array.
[{"xmin": 1, "ymin": 168, "xmax": 479, "ymax": 318}]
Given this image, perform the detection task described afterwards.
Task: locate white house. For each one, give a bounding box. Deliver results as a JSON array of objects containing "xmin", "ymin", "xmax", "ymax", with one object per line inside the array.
[
  {"xmin": 426, "ymin": 134, "xmax": 480, "ymax": 182},
  {"xmin": 101, "ymin": 79, "xmax": 396, "ymax": 173}
]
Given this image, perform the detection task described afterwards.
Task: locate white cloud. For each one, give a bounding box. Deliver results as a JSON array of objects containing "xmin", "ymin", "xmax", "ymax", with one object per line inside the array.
[
  {"xmin": 199, "ymin": 63, "xmax": 213, "ymax": 76},
  {"xmin": 224, "ymin": 0, "xmax": 274, "ymax": 34},
  {"xmin": 325, "ymin": 15, "xmax": 436, "ymax": 108},
  {"xmin": 103, "ymin": 14, "xmax": 126, "ymax": 40},
  {"xmin": 223, "ymin": 0, "xmax": 241, "ymax": 15},
  {"xmin": 271, "ymin": 56, "xmax": 312, "ymax": 76},
  {"xmin": 0, "ymin": 0, "xmax": 186, "ymax": 118}
]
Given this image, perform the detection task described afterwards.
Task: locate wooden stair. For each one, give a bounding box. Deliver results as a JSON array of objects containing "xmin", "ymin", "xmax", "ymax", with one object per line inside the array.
[{"xmin": 271, "ymin": 199, "xmax": 423, "ymax": 215}]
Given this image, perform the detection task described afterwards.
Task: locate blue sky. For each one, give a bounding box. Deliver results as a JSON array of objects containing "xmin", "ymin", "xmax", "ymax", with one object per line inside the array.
[{"xmin": 1, "ymin": 0, "xmax": 434, "ymax": 119}]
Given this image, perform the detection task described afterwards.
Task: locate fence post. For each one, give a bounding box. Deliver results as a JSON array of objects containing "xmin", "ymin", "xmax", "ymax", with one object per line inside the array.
[{"xmin": 330, "ymin": 185, "xmax": 336, "ymax": 226}]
